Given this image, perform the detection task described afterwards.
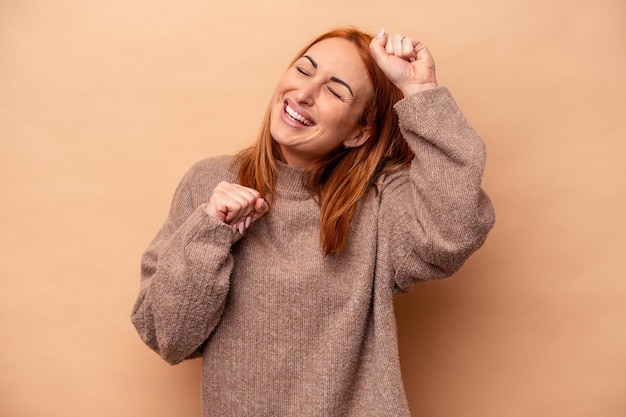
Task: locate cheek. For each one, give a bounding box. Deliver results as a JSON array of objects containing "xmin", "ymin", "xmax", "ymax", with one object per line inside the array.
[
  {"xmin": 324, "ymin": 107, "xmax": 360, "ymax": 134},
  {"xmin": 271, "ymin": 77, "xmax": 288, "ymax": 102},
  {"xmin": 272, "ymin": 86, "xmax": 284, "ymax": 106},
  {"xmin": 321, "ymin": 101, "xmax": 352, "ymax": 123}
]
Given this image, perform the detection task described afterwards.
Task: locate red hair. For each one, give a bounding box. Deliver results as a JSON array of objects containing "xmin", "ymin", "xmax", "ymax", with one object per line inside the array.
[{"xmin": 236, "ymin": 27, "xmax": 414, "ymax": 255}]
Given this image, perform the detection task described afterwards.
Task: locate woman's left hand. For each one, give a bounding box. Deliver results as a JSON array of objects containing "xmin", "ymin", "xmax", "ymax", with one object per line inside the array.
[{"xmin": 369, "ymin": 28, "xmax": 438, "ymax": 97}]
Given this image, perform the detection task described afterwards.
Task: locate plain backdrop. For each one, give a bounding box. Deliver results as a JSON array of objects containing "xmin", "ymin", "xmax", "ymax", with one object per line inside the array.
[{"xmin": 1, "ymin": 1, "xmax": 625, "ymax": 416}]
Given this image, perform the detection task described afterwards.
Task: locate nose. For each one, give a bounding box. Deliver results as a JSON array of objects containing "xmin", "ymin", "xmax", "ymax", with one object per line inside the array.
[{"xmin": 295, "ymin": 81, "xmax": 320, "ymax": 106}]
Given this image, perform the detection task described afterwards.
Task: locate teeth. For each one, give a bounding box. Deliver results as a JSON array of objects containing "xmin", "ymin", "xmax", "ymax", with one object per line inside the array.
[{"xmin": 285, "ymin": 104, "xmax": 313, "ymax": 126}]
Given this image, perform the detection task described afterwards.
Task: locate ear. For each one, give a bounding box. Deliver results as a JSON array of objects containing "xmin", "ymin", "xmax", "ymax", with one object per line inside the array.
[{"xmin": 343, "ymin": 127, "xmax": 371, "ymax": 149}]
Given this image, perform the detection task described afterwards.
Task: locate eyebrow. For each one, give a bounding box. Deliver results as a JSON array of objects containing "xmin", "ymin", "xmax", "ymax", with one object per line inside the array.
[{"xmin": 303, "ymin": 55, "xmax": 354, "ymax": 97}]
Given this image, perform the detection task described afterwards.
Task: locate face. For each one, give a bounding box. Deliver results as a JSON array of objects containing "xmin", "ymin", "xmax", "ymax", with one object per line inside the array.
[{"xmin": 269, "ymin": 37, "xmax": 374, "ymax": 169}]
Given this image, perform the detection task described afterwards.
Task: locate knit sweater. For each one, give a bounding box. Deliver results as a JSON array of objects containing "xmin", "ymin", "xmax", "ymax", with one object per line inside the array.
[{"xmin": 131, "ymin": 87, "xmax": 495, "ymax": 417}]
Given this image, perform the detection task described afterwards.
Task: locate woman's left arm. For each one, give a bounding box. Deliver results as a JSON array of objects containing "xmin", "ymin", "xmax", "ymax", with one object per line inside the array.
[{"xmin": 371, "ymin": 30, "xmax": 495, "ymax": 291}]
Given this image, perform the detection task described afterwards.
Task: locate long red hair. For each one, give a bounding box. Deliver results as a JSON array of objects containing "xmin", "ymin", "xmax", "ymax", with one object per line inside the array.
[{"xmin": 236, "ymin": 27, "xmax": 414, "ymax": 255}]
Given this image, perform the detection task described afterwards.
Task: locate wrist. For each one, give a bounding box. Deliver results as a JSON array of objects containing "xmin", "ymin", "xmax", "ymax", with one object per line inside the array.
[{"xmin": 400, "ymin": 82, "xmax": 439, "ymax": 97}]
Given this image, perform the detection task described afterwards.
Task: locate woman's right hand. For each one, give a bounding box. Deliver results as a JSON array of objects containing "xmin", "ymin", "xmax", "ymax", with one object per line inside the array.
[{"xmin": 204, "ymin": 181, "xmax": 269, "ymax": 234}]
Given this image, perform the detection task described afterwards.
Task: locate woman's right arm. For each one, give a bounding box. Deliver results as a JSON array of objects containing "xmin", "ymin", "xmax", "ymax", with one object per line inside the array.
[{"xmin": 131, "ymin": 163, "xmax": 238, "ymax": 365}]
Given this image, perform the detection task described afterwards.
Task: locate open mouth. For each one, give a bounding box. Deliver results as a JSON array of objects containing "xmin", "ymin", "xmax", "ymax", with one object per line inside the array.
[{"xmin": 284, "ymin": 103, "xmax": 314, "ymax": 126}]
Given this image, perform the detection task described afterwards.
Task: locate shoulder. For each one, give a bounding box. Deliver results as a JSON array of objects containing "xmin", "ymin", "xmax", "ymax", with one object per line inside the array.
[
  {"xmin": 186, "ymin": 155, "xmax": 238, "ymax": 177},
  {"xmin": 376, "ymin": 164, "xmax": 411, "ymax": 190},
  {"xmin": 182, "ymin": 155, "xmax": 239, "ymax": 185},
  {"xmin": 174, "ymin": 155, "xmax": 240, "ymax": 203}
]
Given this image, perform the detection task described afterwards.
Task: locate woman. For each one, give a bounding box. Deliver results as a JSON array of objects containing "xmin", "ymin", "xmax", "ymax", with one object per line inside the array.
[{"xmin": 132, "ymin": 26, "xmax": 495, "ymax": 416}]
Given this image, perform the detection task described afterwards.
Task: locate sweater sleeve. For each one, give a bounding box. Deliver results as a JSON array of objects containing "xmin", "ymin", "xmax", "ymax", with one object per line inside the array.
[
  {"xmin": 131, "ymin": 161, "xmax": 238, "ymax": 364},
  {"xmin": 380, "ymin": 87, "xmax": 495, "ymax": 292}
]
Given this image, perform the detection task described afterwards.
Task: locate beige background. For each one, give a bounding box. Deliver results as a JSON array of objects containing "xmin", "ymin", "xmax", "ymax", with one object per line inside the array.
[{"xmin": 1, "ymin": 0, "xmax": 625, "ymax": 416}]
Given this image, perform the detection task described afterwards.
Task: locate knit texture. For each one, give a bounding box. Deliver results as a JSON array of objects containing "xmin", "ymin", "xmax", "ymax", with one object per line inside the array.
[{"xmin": 131, "ymin": 87, "xmax": 495, "ymax": 417}]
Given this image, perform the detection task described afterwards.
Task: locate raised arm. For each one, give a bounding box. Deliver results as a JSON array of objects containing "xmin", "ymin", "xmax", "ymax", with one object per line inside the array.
[{"xmin": 371, "ymin": 29, "xmax": 495, "ymax": 291}]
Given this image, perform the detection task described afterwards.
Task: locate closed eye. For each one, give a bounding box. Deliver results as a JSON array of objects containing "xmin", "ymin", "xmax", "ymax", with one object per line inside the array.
[
  {"xmin": 297, "ymin": 66, "xmax": 311, "ymax": 76},
  {"xmin": 328, "ymin": 87, "xmax": 343, "ymax": 100}
]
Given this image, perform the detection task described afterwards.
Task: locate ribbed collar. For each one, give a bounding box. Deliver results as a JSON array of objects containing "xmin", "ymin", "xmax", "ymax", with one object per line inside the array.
[{"xmin": 275, "ymin": 161, "xmax": 311, "ymax": 200}]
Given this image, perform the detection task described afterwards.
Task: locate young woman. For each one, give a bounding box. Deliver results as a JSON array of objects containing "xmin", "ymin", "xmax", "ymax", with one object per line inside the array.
[{"xmin": 132, "ymin": 26, "xmax": 495, "ymax": 416}]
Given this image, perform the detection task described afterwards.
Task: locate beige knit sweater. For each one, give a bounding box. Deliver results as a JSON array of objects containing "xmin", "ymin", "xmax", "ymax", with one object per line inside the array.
[{"xmin": 132, "ymin": 87, "xmax": 495, "ymax": 417}]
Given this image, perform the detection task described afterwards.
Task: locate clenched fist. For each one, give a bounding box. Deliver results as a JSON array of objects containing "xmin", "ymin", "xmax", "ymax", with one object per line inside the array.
[{"xmin": 205, "ymin": 181, "xmax": 269, "ymax": 234}]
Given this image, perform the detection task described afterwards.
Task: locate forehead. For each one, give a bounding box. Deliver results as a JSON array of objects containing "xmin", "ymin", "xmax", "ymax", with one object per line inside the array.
[{"xmin": 303, "ymin": 37, "xmax": 372, "ymax": 92}]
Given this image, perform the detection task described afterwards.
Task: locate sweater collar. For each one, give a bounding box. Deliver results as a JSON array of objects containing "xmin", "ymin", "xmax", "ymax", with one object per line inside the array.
[{"xmin": 275, "ymin": 160, "xmax": 311, "ymax": 200}]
